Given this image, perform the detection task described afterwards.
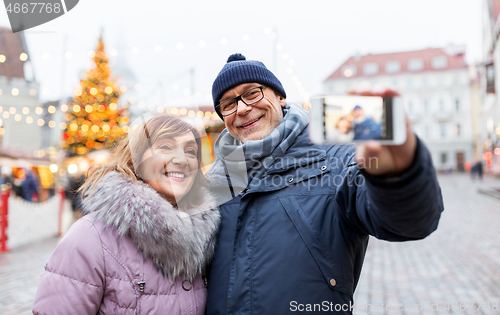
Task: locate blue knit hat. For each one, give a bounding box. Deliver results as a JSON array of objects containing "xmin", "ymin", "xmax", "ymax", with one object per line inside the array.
[{"xmin": 212, "ymin": 53, "xmax": 286, "ymax": 119}]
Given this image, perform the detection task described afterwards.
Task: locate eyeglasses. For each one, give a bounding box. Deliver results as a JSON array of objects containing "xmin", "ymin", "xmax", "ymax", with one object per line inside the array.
[{"xmin": 215, "ymin": 85, "xmax": 267, "ymax": 117}]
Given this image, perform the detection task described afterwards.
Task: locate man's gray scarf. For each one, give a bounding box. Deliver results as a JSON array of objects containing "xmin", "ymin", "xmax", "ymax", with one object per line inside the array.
[{"xmin": 214, "ymin": 103, "xmax": 309, "ymax": 190}]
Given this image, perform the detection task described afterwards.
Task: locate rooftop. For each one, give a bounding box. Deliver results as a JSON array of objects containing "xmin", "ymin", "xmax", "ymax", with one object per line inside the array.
[
  {"xmin": 0, "ymin": 27, "xmax": 27, "ymax": 80},
  {"xmin": 325, "ymin": 47, "xmax": 467, "ymax": 82}
]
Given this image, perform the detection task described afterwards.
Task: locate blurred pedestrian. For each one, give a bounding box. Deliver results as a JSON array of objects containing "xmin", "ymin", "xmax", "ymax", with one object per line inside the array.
[
  {"xmin": 476, "ymin": 160, "xmax": 483, "ymax": 180},
  {"xmin": 33, "ymin": 114, "xmax": 220, "ymax": 315},
  {"xmin": 471, "ymin": 163, "xmax": 477, "ymax": 179},
  {"xmin": 12, "ymin": 168, "xmax": 24, "ymax": 197},
  {"xmin": 0, "ymin": 166, "xmax": 13, "ymax": 188},
  {"xmin": 21, "ymin": 169, "xmax": 39, "ymax": 202}
]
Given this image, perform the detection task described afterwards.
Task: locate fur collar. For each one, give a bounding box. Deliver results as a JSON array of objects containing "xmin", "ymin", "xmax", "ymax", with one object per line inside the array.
[{"xmin": 81, "ymin": 171, "xmax": 220, "ymax": 281}]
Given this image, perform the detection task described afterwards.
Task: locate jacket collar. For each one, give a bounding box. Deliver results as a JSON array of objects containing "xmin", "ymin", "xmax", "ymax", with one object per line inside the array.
[
  {"xmin": 207, "ymin": 127, "xmax": 337, "ymax": 194},
  {"xmin": 263, "ymin": 127, "xmax": 327, "ymax": 176},
  {"xmin": 81, "ymin": 171, "xmax": 220, "ymax": 281}
]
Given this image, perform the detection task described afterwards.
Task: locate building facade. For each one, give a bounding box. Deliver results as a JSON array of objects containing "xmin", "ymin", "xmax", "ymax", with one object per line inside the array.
[
  {"xmin": 481, "ymin": 0, "xmax": 500, "ymax": 174},
  {"xmin": 0, "ymin": 27, "xmax": 43, "ymax": 153},
  {"xmin": 324, "ymin": 47, "xmax": 473, "ymax": 172}
]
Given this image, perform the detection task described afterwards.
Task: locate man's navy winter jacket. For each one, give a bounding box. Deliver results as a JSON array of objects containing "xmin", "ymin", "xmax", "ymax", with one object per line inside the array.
[{"xmin": 205, "ymin": 126, "xmax": 444, "ymax": 314}]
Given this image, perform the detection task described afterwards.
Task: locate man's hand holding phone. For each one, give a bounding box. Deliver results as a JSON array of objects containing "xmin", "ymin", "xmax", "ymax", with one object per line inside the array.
[{"xmin": 347, "ymin": 84, "xmax": 417, "ymax": 177}]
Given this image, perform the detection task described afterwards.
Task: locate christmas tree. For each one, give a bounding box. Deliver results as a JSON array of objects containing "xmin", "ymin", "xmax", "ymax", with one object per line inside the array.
[{"xmin": 61, "ymin": 34, "xmax": 129, "ymax": 156}]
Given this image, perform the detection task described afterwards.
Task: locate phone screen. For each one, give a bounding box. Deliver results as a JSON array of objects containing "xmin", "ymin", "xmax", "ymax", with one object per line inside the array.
[{"xmin": 322, "ymin": 95, "xmax": 394, "ymax": 142}]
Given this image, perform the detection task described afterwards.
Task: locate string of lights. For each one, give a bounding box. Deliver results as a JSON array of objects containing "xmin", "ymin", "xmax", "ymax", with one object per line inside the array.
[{"xmin": 0, "ymin": 28, "xmax": 311, "ymax": 106}]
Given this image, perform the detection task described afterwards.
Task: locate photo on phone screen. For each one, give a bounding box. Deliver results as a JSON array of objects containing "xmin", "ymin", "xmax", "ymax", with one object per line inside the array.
[
  {"xmin": 309, "ymin": 94, "xmax": 405, "ymax": 145},
  {"xmin": 323, "ymin": 95, "xmax": 394, "ymax": 142}
]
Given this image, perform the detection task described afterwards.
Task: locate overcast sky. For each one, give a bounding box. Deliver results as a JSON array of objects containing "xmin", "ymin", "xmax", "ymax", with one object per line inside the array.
[{"xmin": 0, "ymin": 0, "xmax": 483, "ymax": 105}]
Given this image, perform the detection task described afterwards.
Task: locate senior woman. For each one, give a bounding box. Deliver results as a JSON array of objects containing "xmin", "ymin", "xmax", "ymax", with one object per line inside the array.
[{"xmin": 33, "ymin": 114, "xmax": 220, "ymax": 315}]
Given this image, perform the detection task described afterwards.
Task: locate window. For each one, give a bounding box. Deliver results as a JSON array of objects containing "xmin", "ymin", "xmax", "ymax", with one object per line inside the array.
[
  {"xmin": 486, "ymin": 63, "xmax": 495, "ymax": 93},
  {"xmin": 455, "ymin": 99, "xmax": 460, "ymax": 112},
  {"xmin": 439, "ymin": 123, "xmax": 446, "ymax": 138},
  {"xmin": 422, "ymin": 76, "xmax": 427, "ymax": 87},
  {"xmin": 423, "ymin": 100, "xmax": 429, "ymax": 113},
  {"xmin": 408, "ymin": 58, "xmax": 424, "ymax": 71},
  {"xmin": 408, "ymin": 102, "xmax": 413, "ymax": 113},
  {"xmin": 363, "ymin": 63, "xmax": 379, "ymax": 75},
  {"xmin": 424, "ymin": 125, "xmax": 430, "ymax": 138},
  {"xmin": 455, "ymin": 124, "xmax": 461, "ymax": 136},
  {"xmin": 439, "ymin": 99, "xmax": 444, "ymax": 112},
  {"xmin": 432, "ymin": 56, "xmax": 448, "ymax": 69},
  {"xmin": 385, "ymin": 61, "xmax": 401, "ymax": 73},
  {"xmin": 437, "ymin": 75, "xmax": 444, "ymax": 86},
  {"xmin": 342, "ymin": 65, "xmax": 357, "ymax": 78},
  {"xmin": 441, "ymin": 152, "xmax": 447, "ymax": 164}
]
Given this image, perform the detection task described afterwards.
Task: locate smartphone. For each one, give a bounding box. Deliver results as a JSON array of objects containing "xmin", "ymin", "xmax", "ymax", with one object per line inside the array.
[{"xmin": 309, "ymin": 94, "xmax": 406, "ymax": 145}]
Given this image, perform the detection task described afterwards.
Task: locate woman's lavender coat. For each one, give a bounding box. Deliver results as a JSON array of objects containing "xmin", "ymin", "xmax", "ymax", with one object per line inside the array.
[{"xmin": 33, "ymin": 171, "xmax": 220, "ymax": 315}]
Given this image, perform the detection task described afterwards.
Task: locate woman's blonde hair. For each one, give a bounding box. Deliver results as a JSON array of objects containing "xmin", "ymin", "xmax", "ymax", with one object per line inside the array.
[{"xmin": 79, "ymin": 114, "xmax": 206, "ymax": 209}]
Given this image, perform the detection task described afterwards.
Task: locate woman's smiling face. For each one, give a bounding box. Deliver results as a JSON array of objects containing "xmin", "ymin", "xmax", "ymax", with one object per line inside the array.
[{"xmin": 139, "ymin": 132, "xmax": 199, "ymax": 206}]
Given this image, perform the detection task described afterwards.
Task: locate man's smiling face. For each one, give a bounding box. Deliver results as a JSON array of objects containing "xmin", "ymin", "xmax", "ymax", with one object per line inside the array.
[{"xmin": 220, "ymin": 83, "xmax": 286, "ymax": 143}]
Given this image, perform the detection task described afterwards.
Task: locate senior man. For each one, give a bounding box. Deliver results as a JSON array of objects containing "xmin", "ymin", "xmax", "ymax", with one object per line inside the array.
[{"xmin": 205, "ymin": 53, "xmax": 443, "ymax": 314}]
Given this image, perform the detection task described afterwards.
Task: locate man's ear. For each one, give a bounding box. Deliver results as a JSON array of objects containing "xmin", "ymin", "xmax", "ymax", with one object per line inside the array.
[{"xmin": 278, "ymin": 94, "xmax": 287, "ymax": 107}]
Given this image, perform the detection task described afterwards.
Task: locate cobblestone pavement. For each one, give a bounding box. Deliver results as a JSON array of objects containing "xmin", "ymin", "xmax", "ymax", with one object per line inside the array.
[
  {"xmin": 1, "ymin": 174, "xmax": 499, "ymax": 315},
  {"xmin": 0, "ymin": 199, "xmax": 73, "ymax": 315},
  {"xmin": 354, "ymin": 174, "xmax": 500, "ymax": 315}
]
